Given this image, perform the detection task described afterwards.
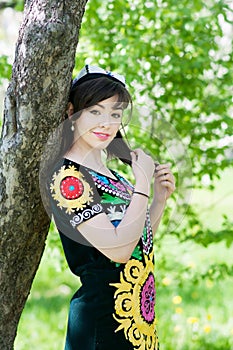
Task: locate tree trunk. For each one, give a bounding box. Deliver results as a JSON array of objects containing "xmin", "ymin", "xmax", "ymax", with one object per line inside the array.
[{"xmin": 0, "ymin": 0, "xmax": 88, "ymax": 348}]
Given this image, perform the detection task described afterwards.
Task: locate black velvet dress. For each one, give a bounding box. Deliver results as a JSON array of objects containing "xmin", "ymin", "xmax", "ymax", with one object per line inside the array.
[{"xmin": 49, "ymin": 158, "xmax": 159, "ymax": 350}]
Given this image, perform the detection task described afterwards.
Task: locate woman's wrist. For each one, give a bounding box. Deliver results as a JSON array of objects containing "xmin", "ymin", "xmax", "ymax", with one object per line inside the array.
[
  {"xmin": 133, "ymin": 191, "xmax": 149, "ymax": 199},
  {"xmin": 150, "ymin": 197, "xmax": 166, "ymax": 208},
  {"xmin": 134, "ymin": 184, "xmax": 150, "ymax": 196},
  {"xmin": 134, "ymin": 179, "xmax": 150, "ymax": 196}
]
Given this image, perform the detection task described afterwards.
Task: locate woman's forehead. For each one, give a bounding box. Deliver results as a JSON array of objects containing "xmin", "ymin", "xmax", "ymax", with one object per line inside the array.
[{"xmin": 93, "ymin": 96, "xmax": 127, "ymax": 109}]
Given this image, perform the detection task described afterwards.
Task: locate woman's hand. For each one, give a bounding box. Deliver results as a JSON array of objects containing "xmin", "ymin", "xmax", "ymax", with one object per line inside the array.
[
  {"xmin": 131, "ymin": 149, "xmax": 155, "ymax": 194},
  {"xmin": 153, "ymin": 163, "xmax": 176, "ymax": 203}
]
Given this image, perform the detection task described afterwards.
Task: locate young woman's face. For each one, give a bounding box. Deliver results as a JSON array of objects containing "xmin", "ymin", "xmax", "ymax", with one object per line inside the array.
[{"xmin": 73, "ymin": 95, "xmax": 123, "ymax": 152}]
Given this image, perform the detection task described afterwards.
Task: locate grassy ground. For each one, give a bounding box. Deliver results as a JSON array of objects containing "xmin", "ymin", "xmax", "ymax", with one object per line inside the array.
[
  {"xmin": 15, "ymin": 238, "xmax": 78, "ymax": 349},
  {"xmin": 15, "ymin": 169, "xmax": 233, "ymax": 349}
]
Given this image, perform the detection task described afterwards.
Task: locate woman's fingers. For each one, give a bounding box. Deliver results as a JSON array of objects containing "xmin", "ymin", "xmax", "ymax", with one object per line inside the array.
[
  {"xmin": 158, "ymin": 173, "xmax": 174, "ymax": 183},
  {"xmin": 155, "ymin": 163, "xmax": 170, "ymax": 173},
  {"xmin": 155, "ymin": 164, "xmax": 171, "ymax": 171},
  {"xmin": 131, "ymin": 151, "xmax": 176, "ymax": 189},
  {"xmin": 160, "ymin": 178, "xmax": 176, "ymax": 190},
  {"xmin": 154, "ymin": 164, "xmax": 176, "ymax": 191},
  {"xmin": 130, "ymin": 151, "xmax": 137, "ymax": 162},
  {"xmin": 131, "ymin": 149, "xmax": 155, "ymax": 181}
]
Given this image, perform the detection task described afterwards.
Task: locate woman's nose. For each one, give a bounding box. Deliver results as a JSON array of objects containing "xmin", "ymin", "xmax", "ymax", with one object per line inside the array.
[{"xmin": 98, "ymin": 114, "xmax": 111, "ymax": 126}]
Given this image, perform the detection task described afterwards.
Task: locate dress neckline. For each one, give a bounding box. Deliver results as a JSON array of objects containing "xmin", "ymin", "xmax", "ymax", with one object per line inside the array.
[{"xmin": 63, "ymin": 157, "xmax": 119, "ymax": 181}]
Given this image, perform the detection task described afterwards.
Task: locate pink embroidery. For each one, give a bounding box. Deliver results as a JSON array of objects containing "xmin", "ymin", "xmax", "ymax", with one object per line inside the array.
[
  {"xmin": 109, "ymin": 179, "xmax": 126, "ymax": 192},
  {"xmin": 140, "ymin": 273, "xmax": 155, "ymax": 323}
]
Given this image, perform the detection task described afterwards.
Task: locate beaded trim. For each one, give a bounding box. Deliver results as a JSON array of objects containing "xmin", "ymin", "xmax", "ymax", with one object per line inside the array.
[{"xmin": 86, "ymin": 169, "xmax": 133, "ymax": 201}]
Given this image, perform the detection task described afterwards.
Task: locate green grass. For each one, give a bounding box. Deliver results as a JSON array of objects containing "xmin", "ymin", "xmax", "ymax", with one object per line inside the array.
[
  {"xmin": 15, "ymin": 238, "xmax": 79, "ymax": 350},
  {"xmin": 156, "ymin": 271, "xmax": 233, "ymax": 350},
  {"xmin": 15, "ymin": 169, "xmax": 233, "ymax": 350}
]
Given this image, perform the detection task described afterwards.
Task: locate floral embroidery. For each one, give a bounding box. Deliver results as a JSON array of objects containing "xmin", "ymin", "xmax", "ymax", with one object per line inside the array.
[
  {"xmin": 131, "ymin": 245, "xmax": 143, "ymax": 261},
  {"xmin": 110, "ymin": 251, "xmax": 158, "ymax": 350},
  {"xmin": 141, "ymin": 273, "xmax": 155, "ymax": 323},
  {"xmin": 50, "ymin": 165, "xmax": 93, "ymax": 214},
  {"xmin": 60, "ymin": 176, "xmax": 84, "ymax": 199}
]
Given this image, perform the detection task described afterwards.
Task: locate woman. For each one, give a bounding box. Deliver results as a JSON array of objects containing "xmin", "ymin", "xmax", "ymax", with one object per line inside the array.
[{"xmin": 48, "ymin": 65, "xmax": 175, "ymax": 350}]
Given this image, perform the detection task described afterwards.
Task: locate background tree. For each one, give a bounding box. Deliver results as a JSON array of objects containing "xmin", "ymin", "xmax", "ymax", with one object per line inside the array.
[{"xmin": 0, "ymin": 0, "xmax": 88, "ymax": 348}]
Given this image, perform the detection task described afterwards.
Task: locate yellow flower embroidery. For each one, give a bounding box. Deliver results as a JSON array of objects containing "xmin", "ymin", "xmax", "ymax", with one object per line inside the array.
[
  {"xmin": 110, "ymin": 251, "xmax": 159, "ymax": 350},
  {"xmin": 50, "ymin": 165, "xmax": 93, "ymax": 214}
]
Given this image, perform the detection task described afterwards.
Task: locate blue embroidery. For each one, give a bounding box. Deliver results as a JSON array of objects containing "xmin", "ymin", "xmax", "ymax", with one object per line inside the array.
[{"xmin": 89, "ymin": 171, "xmax": 110, "ymax": 185}]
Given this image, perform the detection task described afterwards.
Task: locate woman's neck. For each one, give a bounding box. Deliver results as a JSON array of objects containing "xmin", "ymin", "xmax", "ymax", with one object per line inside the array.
[
  {"xmin": 64, "ymin": 145, "xmax": 117, "ymax": 179},
  {"xmin": 65, "ymin": 146, "xmax": 104, "ymax": 169}
]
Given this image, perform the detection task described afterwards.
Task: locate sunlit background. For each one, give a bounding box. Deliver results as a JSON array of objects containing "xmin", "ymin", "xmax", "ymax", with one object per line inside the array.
[{"xmin": 1, "ymin": 2, "xmax": 233, "ymax": 350}]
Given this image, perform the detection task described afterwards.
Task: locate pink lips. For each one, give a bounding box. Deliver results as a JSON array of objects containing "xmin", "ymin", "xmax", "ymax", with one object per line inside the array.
[{"xmin": 93, "ymin": 132, "xmax": 111, "ymax": 140}]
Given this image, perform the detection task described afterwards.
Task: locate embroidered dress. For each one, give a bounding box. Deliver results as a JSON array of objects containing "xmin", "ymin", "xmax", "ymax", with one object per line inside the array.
[{"xmin": 49, "ymin": 158, "xmax": 159, "ymax": 350}]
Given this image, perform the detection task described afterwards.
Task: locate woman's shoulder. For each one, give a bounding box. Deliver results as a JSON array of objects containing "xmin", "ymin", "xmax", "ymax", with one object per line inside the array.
[
  {"xmin": 50, "ymin": 158, "xmax": 96, "ymax": 200},
  {"xmin": 56, "ymin": 157, "xmax": 80, "ymax": 170},
  {"xmin": 51, "ymin": 158, "xmax": 90, "ymax": 180}
]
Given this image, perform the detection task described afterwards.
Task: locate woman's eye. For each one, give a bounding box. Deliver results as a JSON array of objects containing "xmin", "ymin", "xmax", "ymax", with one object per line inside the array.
[
  {"xmin": 90, "ymin": 109, "xmax": 100, "ymax": 115},
  {"xmin": 112, "ymin": 113, "xmax": 122, "ymax": 119}
]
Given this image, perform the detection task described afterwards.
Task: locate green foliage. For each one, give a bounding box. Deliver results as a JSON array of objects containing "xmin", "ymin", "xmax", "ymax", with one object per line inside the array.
[
  {"xmin": 0, "ymin": 0, "xmax": 24, "ymax": 11},
  {"xmin": 78, "ymin": 0, "xmax": 232, "ymax": 180},
  {"xmin": 0, "ymin": 55, "xmax": 12, "ymax": 83}
]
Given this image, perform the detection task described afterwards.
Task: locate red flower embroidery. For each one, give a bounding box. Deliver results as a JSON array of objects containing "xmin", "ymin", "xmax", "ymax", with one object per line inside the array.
[{"xmin": 60, "ymin": 176, "xmax": 84, "ymax": 199}]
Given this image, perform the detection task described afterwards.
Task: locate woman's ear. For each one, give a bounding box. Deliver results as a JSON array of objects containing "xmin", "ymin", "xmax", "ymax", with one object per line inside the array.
[{"xmin": 66, "ymin": 102, "xmax": 74, "ymax": 118}]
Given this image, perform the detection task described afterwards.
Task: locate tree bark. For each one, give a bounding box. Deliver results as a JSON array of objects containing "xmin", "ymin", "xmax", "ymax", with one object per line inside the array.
[{"xmin": 0, "ymin": 0, "xmax": 88, "ymax": 348}]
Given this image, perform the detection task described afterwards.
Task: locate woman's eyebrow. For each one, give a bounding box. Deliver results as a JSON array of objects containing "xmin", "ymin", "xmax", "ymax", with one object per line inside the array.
[
  {"xmin": 96, "ymin": 103, "xmax": 105, "ymax": 109},
  {"xmin": 112, "ymin": 102, "xmax": 124, "ymax": 110},
  {"xmin": 96, "ymin": 103, "xmax": 123, "ymax": 110}
]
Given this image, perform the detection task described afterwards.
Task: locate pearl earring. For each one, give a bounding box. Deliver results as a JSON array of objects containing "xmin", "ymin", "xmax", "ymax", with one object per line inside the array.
[{"xmin": 71, "ymin": 122, "xmax": 75, "ymax": 131}]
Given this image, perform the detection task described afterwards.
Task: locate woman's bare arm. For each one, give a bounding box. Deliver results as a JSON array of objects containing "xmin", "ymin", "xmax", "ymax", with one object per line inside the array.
[
  {"xmin": 78, "ymin": 193, "xmax": 148, "ymax": 263},
  {"xmin": 77, "ymin": 149, "xmax": 155, "ymax": 263}
]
